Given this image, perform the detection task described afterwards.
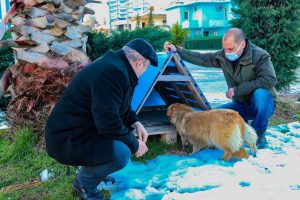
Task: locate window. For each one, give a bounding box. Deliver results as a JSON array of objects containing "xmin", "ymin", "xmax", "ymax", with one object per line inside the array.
[
  {"xmin": 214, "ymin": 32, "xmax": 218, "ymax": 36},
  {"xmin": 204, "ymin": 31, "xmax": 209, "ymax": 36},
  {"xmin": 162, "ymin": 20, "xmax": 167, "ymax": 24},
  {"xmin": 216, "ymin": 5, "xmax": 222, "ymax": 12},
  {"xmin": 184, "ymin": 11, "xmax": 189, "ymax": 20},
  {"xmin": 194, "ymin": 7, "xmax": 197, "ymax": 12},
  {"xmin": 224, "ymin": 8, "xmax": 227, "ymax": 18},
  {"xmin": 142, "ymin": 22, "xmax": 145, "ymax": 28}
]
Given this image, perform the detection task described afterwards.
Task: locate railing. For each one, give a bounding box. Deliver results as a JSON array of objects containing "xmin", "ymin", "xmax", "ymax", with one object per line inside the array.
[
  {"xmin": 182, "ymin": 20, "xmax": 199, "ymax": 29},
  {"xmin": 185, "ymin": 36, "xmax": 222, "ymax": 50}
]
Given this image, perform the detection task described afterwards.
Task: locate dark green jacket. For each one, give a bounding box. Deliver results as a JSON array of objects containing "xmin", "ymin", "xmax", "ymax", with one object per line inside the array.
[{"xmin": 177, "ymin": 39, "xmax": 277, "ymax": 103}]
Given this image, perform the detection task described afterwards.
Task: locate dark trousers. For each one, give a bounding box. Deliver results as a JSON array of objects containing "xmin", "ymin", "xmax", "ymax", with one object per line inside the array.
[
  {"xmin": 218, "ymin": 88, "xmax": 275, "ymax": 132},
  {"xmin": 77, "ymin": 140, "xmax": 131, "ymax": 192}
]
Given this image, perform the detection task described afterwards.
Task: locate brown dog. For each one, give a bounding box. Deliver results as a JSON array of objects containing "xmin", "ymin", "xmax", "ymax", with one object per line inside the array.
[{"xmin": 167, "ymin": 103, "xmax": 257, "ymax": 161}]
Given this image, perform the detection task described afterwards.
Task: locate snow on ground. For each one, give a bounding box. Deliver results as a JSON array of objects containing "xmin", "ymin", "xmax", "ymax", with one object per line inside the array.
[
  {"xmin": 109, "ymin": 122, "xmax": 300, "ymax": 200},
  {"xmin": 107, "ymin": 61, "xmax": 300, "ymax": 200}
]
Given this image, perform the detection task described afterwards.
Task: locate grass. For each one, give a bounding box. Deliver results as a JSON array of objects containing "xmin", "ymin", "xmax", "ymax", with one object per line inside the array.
[
  {"xmin": 269, "ymin": 100, "xmax": 300, "ymax": 126},
  {"xmin": 0, "ymin": 129, "xmax": 182, "ymax": 199},
  {"xmin": 0, "ymin": 99, "xmax": 299, "ymax": 199}
]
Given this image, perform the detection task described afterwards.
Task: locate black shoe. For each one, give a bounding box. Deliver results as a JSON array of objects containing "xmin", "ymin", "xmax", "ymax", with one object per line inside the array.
[
  {"xmin": 97, "ymin": 176, "xmax": 117, "ymax": 191},
  {"xmin": 102, "ymin": 176, "xmax": 115, "ymax": 184},
  {"xmin": 73, "ymin": 178, "xmax": 105, "ymax": 200},
  {"xmin": 256, "ymin": 132, "xmax": 267, "ymax": 149}
]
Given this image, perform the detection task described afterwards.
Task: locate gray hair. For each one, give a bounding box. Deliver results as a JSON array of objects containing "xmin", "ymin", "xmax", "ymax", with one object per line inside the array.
[
  {"xmin": 223, "ymin": 28, "xmax": 245, "ymax": 44},
  {"xmin": 122, "ymin": 46, "xmax": 145, "ymax": 62}
]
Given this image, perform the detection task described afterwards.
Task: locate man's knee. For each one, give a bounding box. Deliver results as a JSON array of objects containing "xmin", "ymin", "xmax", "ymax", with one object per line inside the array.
[
  {"xmin": 252, "ymin": 89, "xmax": 273, "ymax": 107},
  {"xmin": 111, "ymin": 140, "xmax": 131, "ymax": 170}
]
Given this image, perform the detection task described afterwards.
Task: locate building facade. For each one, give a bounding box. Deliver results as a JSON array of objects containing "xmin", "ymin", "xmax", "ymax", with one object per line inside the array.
[
  {"xmin": 107, "ymin": 0, "xmax": 150, "ymax": 30},
  {"xmin": 165, "ymin": 0, "xmax": 232, "ymax": 37},
  {"xmin": 130, "ymin": 12, "xmax": 167, "ymax": 30},
  {"xmin": 0, "ymin": 0, "xmax": 10, "ymax": 21}
]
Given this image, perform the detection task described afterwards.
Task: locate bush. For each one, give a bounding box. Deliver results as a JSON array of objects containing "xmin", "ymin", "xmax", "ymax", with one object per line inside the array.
[
  {"xmin": 87, "ymin": 27, "xmax": 171, "ymax": 61},
  {"xmin": 0, "ymin": 32, "xmax": 14, "ymax": 77},
  {"xmin": 230, "ymin": 0, "xmax": 300, "ymax": 90},
  {"xmin": 0, "ymin": 32, "xmax": 14, "ymax": 110},
  {"xmin": 170, "ymin": 22, "xmax": 189, "ymax": 46},
  {"xmin": 132, "ymin": 26, "xmax": 172, "ymax": 51},
  {"xmin": 86, "ymin": 31, "xmax": 109, "ymax": 62}
]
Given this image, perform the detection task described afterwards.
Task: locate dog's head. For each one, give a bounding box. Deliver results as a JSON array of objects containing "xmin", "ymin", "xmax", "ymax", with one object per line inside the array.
[
  {"xmin": 167, "ymin": 103, "xmax": 194, "ymax": 123},
  {"xmin": 167, "ymin": 103, "xmax": 193, "ymax": 117}
]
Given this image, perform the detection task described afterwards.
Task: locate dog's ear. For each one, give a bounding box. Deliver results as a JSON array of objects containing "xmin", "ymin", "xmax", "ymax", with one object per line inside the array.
[{"xmin": 167, "ymin": 104, "xmax": 176, "ymax": 117}]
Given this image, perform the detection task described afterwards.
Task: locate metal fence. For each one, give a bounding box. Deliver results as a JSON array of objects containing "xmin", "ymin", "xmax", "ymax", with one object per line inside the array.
[{"xmin": 185, "ymin": 36, "xmax": 223, "ymax": 50}]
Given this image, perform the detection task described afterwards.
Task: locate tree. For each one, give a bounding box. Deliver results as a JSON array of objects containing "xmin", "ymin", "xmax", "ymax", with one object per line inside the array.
[
  {"xmin": 170, "ymin": 22, "xmax": 189, "ymax": 46},
  {"xmin": 230, "ymin": 0, "xmax": 300, "ymax": 90},
  {"xmin": 136, "ymin": 13, "xmax": 141, "ymax": 29},
  {"xmin": 147, "ymin": 6, "xmax": 155, "ymax": 27},
  {"xmin": 0, "ymin": 0, "xmax": 96, "ymax": 146}
]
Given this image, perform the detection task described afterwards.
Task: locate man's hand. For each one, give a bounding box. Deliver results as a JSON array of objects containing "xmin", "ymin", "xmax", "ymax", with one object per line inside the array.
[
  {"xmin": 135, "ymin": 139, "xmax": 148, "ymax": 157},
  {"xmin": 132, "ymin": 121, "xmax": 148, "ymax": 143},
  {"xmin": 226, "ymin": 87, "xmax": 235, "ymax": 99},
  {"xmin": 164, "ymin": 42, "xmax": 177, "ymax": 53}
]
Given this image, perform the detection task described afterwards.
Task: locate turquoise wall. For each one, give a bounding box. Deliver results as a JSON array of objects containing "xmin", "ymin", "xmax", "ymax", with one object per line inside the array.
[{"xmin": 168, "ymin": 2, "xmax": 231, "ymax": 37}]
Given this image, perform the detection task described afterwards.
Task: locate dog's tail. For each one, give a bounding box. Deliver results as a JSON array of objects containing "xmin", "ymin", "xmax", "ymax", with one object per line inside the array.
[{"xmin": 244, "ymin": 123, "xmax": 257, "ymax": 156}]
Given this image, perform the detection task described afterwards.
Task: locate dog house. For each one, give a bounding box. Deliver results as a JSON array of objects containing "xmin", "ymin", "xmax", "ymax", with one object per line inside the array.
[{"xmin": 131, "ymin": 52, "xmax": 211, "ymax": 143}]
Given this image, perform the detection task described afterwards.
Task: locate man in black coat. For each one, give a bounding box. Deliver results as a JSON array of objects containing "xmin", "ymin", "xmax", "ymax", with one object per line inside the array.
[{"xmin": 45, "ymin": 38, "xmax": 158, "ymax": 200}]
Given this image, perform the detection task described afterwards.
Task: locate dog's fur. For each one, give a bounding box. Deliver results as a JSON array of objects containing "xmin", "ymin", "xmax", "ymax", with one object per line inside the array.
[{"xmin": 167, "ymin": 103, "xmax": 257, "ymax": 161}]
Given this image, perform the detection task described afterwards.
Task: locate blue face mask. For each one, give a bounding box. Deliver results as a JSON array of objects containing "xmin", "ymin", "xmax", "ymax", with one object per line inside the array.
[{"xmin": 225, "ymin": 43, "xmax": 242, "ymax": 61}]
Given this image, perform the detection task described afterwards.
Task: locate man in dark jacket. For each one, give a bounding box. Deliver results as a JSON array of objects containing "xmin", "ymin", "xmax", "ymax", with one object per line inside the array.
[
  {"xmin": 164, "ymin": 28, "xmax": 277, "ymax": 149},
  {"xmin": 45, "ymin": 38, "xmax": 158, "ymax": 200}
]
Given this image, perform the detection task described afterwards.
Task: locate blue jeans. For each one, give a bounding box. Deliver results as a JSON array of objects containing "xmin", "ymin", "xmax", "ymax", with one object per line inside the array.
[
  {"xmin": 77, "ymin": 140, "xmax": 131, "ymax": 192},
  {"xmin": 218, "ymin": 88, "xmax": 275, "ymax": 132}
]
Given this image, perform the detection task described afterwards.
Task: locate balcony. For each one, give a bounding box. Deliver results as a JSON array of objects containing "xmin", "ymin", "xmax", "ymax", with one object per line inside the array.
[
  {"xmin": 110, "ymin": 6, "xmax": 117, "ymax": 11},
  {"xmin": 182, "ymin": 20, "xmax": 199, "ymax": 29},
  {"xmin": 185, "ymin": 0, "xmax": 231, "ymax": 4},
  {"xmin": 119, "ymin": 10, "xmax": 127, "ymax": 14},
  {"xmin": 207, "ymin": 19, "xmax": 228, "ymax": 27}
]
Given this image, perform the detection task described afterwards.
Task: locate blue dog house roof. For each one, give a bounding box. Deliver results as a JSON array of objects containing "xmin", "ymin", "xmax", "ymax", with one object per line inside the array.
[{"xmin": 131, "ymin": 52, "xmax": 211, "ymax": 113}]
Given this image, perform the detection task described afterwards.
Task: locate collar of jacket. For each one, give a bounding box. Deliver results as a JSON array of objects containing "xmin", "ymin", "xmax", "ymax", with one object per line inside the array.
[
  {"xmin": 215, "ymin": 38, "xmax": 254, "ymax": 66},
  {"xmin": 116, "ymin": 49, "xmax": 138, "ymax": 87}
]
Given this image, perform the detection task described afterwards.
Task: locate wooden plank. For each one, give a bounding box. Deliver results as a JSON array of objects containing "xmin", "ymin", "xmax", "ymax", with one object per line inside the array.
[
  {"xmin": 135, "ymin": 53, "xmax": 175, "ymax": 113},
  {"xmin": 168, "ymin": 81, "xmax": 190, "ymax": 105},
  {"xmin": 165, "ymin": 65, "xmax": 180, "ymax": 74},
  {"xmin": 134, "ymin": 124, "xmax": 178, "ymax": 144},
  {"xmin": 157, "ymin": 75, "xmax": 191, "ymax": 82},
  {"xmin": 161, "ymin": 132, "xmax": 177, "ymax": 144},
  {"xmin": 145, "ymin": 124, "xmax": 177, "ymax": 135},
  {"xmin": 172, "ymin": 53, "xmax": 211, "ymax": 110}
]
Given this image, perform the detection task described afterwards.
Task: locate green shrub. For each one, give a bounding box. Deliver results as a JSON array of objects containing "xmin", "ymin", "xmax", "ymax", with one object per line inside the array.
[
  {"xmin": 86, "ymin": 31, "xmax": 109, "ymax": 61},
  {"xmin": 131, "ymin": 26, "xmax": 172, "ymax": 51},
  {"xmin": 0, "ymin": 32, "xmax": 14, "ymax": 77},
  {"xmin": 87, "ymin": 27, "xmax": 171, "ymax": 61},
  {"xmin": 170, "ymin": 22, "xmax": 189, "ymax": 46}
]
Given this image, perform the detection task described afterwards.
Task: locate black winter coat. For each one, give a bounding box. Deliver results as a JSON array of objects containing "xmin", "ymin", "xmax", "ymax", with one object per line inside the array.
[{"xmin": 45, "ymin": 49, "xmax": 139, "ymax": 166}]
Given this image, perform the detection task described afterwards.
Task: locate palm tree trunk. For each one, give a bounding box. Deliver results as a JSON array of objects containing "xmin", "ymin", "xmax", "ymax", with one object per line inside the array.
[{"xmin": 0, "ymin": 0, "xmax": 96, "ymax": 147}]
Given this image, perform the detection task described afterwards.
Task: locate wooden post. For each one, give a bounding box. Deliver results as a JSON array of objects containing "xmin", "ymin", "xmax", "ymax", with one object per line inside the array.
[{"xmin": 160, "ymin": 131, "xmax": 177, "ymax": 144}]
